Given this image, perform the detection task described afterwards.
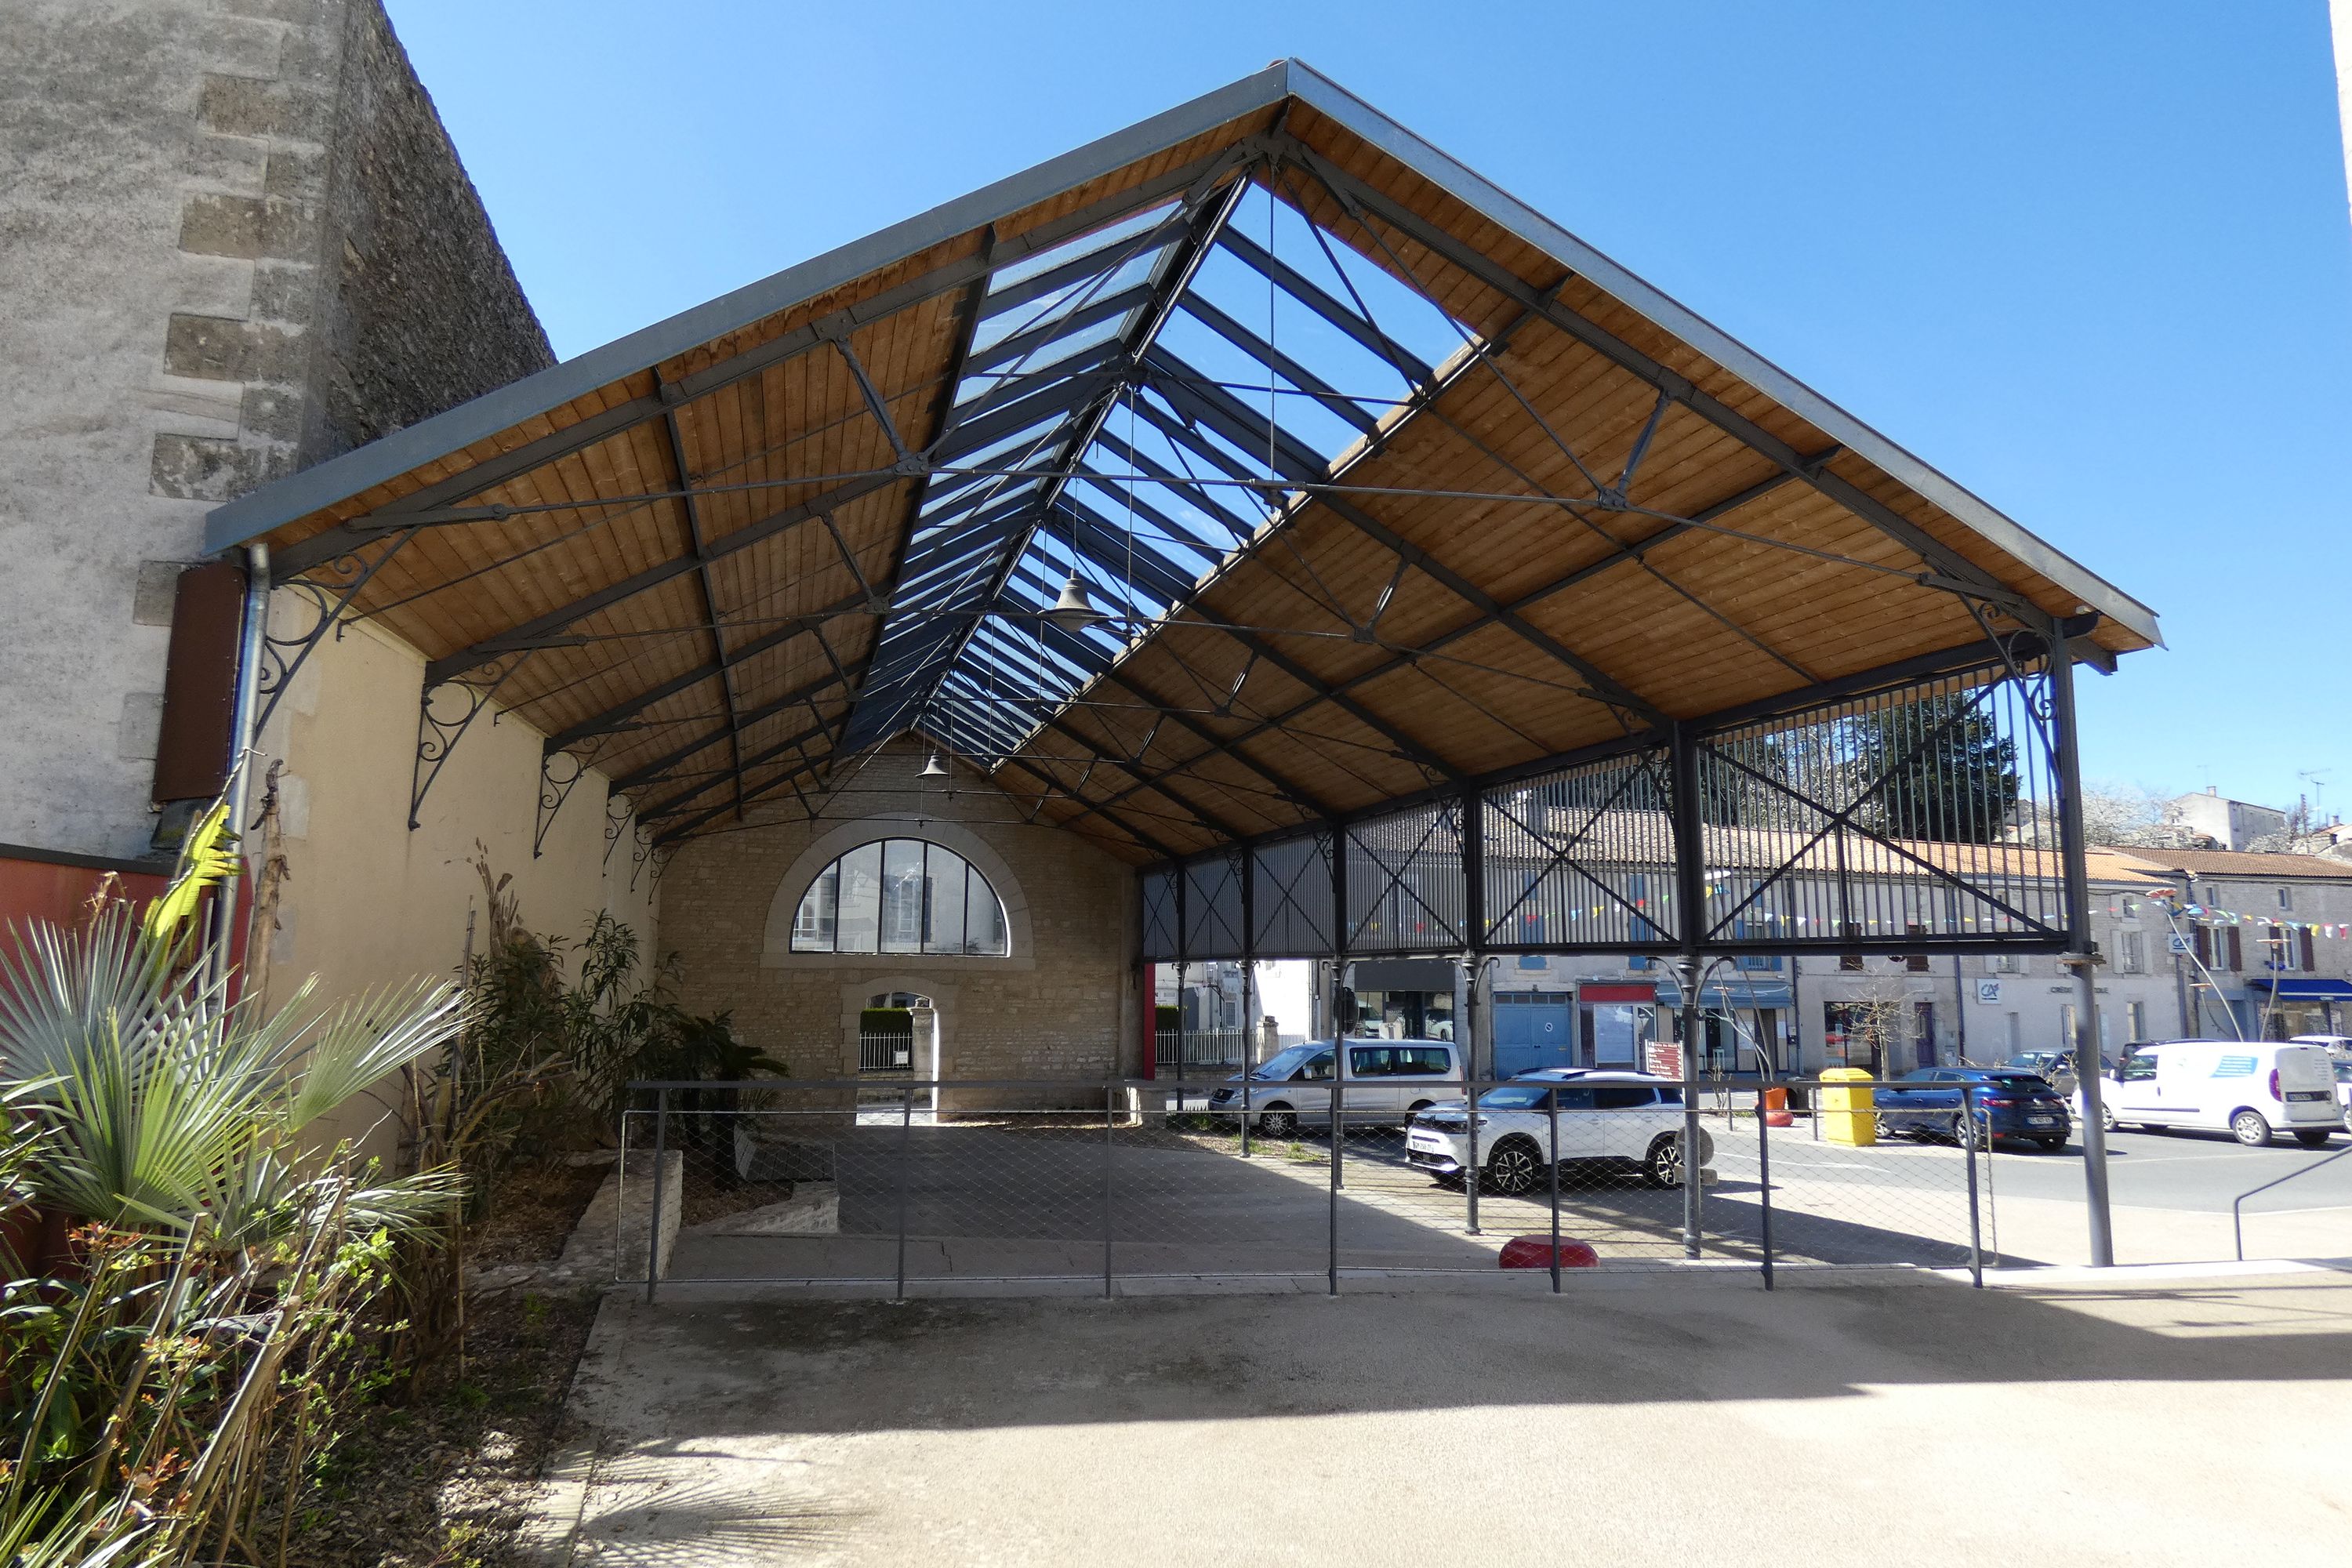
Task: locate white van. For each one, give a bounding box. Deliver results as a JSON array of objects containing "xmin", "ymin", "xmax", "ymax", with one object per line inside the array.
[
  {"xmin": 1206, "ymin": 1038, "xmax": 1463, "ymax": 1137},
  {"xmin": 2092, "ymin": 1041, "xmax": 2343, "ymax": 1148}
]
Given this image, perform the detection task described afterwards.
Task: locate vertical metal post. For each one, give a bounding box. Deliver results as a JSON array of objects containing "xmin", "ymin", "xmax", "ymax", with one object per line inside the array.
[
  {"xmin": 1327, "ymin": 1075, "xmax": 1342, "ymax": 1296},
  {"xmin": 1963, "ymin": 1082, "xmax": 1984, "ymax": 1287},
  {"xmin": 1465, "ymin": 1076, "xmax": 1482, "ymax": 1236},
  {"xmin": 1174, "ymin": 959, "xmax": 1187, "ymax": 1085},
  {"xmin": 2047, "ymin": 639, "xmax": 2116, "ymax": 1266},
  {"xmin": 644, "ymin": 1088, "xmax": 668, "ymax": 1305},
  {"xmin": 1679, "ymin": 964, "xmax": 1704, "ymax": 1259},
  {"xmin": 895, "ymin": 1085, "xmax": 913, "ymax": 1301},
  {"xmin": 1669, "ymin": 722, "xmax": 1708, "ymax": 1260},
  {"xmin": 1756, "ymin": 1087, "xmax": 1775, "ymax": 1290},
  {"xmin": 1103, "ymin": 1082, "xmax": 1116, "ymax": 1299},
  {"xmin": 1240, "ymin": 954, "xmax": 1255, "ymax": 1160},
  {"xmin": 210, "ymin": 540, "xmax": 271, "ymax": 1003},
  {"xmin": 1546, "ymin": 1088, "xmax": 1562, "ymax": 1294}
]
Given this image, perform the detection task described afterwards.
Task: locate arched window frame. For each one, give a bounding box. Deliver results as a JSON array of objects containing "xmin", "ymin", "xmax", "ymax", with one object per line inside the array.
[{"xmin": 788, "ymin": 837, "xmax": 1011, "ymax": 956}]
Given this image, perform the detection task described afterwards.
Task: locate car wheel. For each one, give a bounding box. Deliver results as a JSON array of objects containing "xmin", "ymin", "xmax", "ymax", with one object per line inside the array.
[
  {"xmin": 1642, "ymin": 1133, "xmax": 1688, "ymax": 1189},
  {"xmin": 2098, "ymin": 1101, "xmax": 2117, "ymax": 1134},
  {"xmin": 2293, "ymin": 1129, "xmax": 2333, "ymax": 1149},
  {"xmin": 2230, "ymin": 1109, "xmax": 2273, "ymax": 1148},
  {"xmin": 1258, "ymin": 1104, "xmax": 1298, "ymax": 1140},
  {"xmin": 1484, "ymin": 1137, "xmax": 1544, "ymax": 1196},
  {"xmin": 1949, "ymin": 1112, "xmax": 1984, "ymax": 1150},
  {"xmin": 1406, "ymin": 1100, "xmax": 1434, "ymax": 1117}
]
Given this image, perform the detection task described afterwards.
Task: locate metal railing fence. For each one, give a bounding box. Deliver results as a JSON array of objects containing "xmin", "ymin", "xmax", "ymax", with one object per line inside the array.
[
  {"xmin": 617, "ymin": 1076, "xmax": 2008, "ymax": 1301},
  {"xmin": 858, "ymin": 1030, "xmax": 916, "ymax": 1073},
  {"xmin": 1153, "ymin": 1029, "xmax": 1249, "ymax": 1076}
]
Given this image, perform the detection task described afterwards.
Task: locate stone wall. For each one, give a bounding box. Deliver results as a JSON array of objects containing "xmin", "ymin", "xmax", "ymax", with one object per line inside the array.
[
  {"xmin": 659, "ymin": 742, "xmax": 1142, "ymax": 1100},
  {"xmin": 0, "ymin": 0, "xmax": 548, "ymax": 860}
]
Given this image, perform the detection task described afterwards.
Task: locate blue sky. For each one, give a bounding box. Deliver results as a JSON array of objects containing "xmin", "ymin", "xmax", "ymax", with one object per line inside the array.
[{"xmin": 384, "ymin": 0, "xmax": 2351, "ymax": 818}]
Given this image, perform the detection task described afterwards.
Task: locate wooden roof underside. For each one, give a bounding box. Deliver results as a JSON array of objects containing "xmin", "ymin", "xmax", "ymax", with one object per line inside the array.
[{"xmin": 208, "ymin": 63, "xmax": 2158, "ymax": 867}]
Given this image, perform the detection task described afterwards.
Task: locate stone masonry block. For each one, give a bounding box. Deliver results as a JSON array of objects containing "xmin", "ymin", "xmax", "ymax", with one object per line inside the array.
[
  {"xmin": 198, "ymin": 74, "xmax": 283, "ymax": 139},
  {"xmin": 163, "ymin": 313, "xmax": 303, "ymax": 383},
  {"xmin": 163, "ymin": 314, "xmax": 253, "ymax": 381},
  {"xmin": 132, "ymin": 561, "xmax": 183, "ymax": 626},
  {"xmin": 116, "ymin": 692, "xmax": 163, "ymax": 763},
  {"xmin": 177, "ymin": 193, "xmax": 265, "ymax": 259},
  {"xmin": 150, "ymin": 434, "xmax": 257, "ymax": 501},
  {"xmin": 257, "ymin": 195, "xmax": 318, "ymax": 260},
  {"xmin": 238, "ymin": 383, "xmax": 309, "ymax": 445}
]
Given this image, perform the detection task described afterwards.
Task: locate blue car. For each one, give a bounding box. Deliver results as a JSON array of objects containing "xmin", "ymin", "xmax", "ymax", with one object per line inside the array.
[{"xmin": 1875, "ymin": 1068, "xmax": 2072, "ymax": 1151}]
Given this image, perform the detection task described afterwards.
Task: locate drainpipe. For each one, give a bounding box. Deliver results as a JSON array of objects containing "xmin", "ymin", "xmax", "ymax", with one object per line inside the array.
[{"xmin": 212, "ymin": 539, "xmax": 270, "ymax": 999}]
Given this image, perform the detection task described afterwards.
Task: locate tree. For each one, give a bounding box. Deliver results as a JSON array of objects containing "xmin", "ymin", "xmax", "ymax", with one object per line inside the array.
[
  {"xmin": 1846, "ymin": 694, "xmax": 2020, "ymax": 844},
  {"xmin": 2079, "ymin": 782, "xmax": 2165, "ymax": 845}
]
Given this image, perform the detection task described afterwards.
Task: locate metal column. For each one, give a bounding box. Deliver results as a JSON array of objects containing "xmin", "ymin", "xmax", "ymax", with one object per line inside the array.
[
  {"xmin": 1670, "ymin": 723, "xmax": 1706, "ymax": 1259},
  {"xmin": 2047, "ymin": 643, "xmax": 2116, "ymax": 1267}
]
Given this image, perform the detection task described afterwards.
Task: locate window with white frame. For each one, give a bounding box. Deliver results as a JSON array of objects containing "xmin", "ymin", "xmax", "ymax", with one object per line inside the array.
[{"xmin": 790, "ymin": 839, "xmax": 1010, "ymax": 956}]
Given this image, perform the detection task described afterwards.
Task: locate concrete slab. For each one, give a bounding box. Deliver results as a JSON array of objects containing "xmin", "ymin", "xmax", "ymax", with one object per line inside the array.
[{"xmin": 537, "ymin": 1269, "xmax": 2352, "ymax": 1566}]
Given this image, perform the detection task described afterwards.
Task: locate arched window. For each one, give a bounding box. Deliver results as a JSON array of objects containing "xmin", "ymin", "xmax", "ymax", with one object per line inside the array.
[{"xmin": 789, "ymin": 838, "xmax": 1010, "ymax": 956}]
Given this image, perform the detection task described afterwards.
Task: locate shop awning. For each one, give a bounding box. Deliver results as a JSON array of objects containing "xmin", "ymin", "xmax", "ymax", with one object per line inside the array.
[
  {"xmin": 2242, "ymin": 978, "xmax": 2352, "ymax": 1000},
  {"xmin": 1653, "ymin": 978, "xmax": 1795, "ymax": 1010}
]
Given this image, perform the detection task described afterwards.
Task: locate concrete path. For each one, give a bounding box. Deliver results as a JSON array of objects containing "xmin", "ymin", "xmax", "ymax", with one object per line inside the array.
[{"xmin": 532, "ymin": 1265, "xmax": 2352, "ymax": 1566}]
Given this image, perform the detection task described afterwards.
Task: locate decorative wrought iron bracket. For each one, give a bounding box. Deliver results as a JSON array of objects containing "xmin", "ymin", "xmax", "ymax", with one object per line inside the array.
[
  {"xmin": 535, "ymin": 746, "xmax": 594, "ymax": 858},
  {"xmin": 409, "ymin": 651, "xmax": 533, "ymax": 830},
  {"xmin": 603, "ymin": 790, "xmax": 634, "ymax": 866},
  {"xmin": 252, "ymin": 528, "xmax": 420, "ymax": 739}
]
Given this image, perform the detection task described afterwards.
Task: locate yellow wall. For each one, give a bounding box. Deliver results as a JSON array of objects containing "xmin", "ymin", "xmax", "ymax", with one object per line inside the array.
[{"xmin": 253, "ymin": 600, "xmax": 660, "ymax": 1020}]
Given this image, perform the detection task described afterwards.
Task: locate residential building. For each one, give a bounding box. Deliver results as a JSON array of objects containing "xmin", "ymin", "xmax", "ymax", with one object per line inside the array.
[{"xmin": 2164, "ymin": 789, "xmax": 2288, "ymax": 851}]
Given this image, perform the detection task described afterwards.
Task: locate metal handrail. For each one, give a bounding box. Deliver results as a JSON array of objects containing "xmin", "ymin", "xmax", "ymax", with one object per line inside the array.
[{"xmin": 2232, "ymin": 1141, "xmax": 2352, "ymax": 1261}]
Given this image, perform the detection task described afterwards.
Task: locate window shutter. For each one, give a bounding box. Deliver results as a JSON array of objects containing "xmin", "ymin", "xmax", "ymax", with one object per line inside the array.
[
  {"xmin": 2226, "ymin": 927, "xmax": 2242, "ymax": 971},
  {"xmin": 2299, "ymin": 928, "xmax": 2315, "ymax": 971},
  {"xmin": 2193, "ymin": 926, "xmax": 2210, "ymax": 966}
]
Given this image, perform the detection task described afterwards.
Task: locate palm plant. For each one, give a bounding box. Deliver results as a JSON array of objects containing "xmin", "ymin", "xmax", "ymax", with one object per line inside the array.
[
  {"xmin": 1, "ymin": 794, "xmax": 469, "ymax": 1564},
  {"xmin": 0, "ymin": 899, "xmax": 465, "ymax": 1250}
]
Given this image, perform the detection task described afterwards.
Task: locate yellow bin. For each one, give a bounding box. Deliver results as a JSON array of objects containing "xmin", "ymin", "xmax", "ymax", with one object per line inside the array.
[{"xmin": 1819, "ymin": 1066, "xmax": 1877, "ymax": 1146}]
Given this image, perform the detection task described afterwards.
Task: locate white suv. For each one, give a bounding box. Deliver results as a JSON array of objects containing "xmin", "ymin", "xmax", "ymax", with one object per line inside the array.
[{"xmin": 1404, "ymin": 1069, "xmax": 1710, "ymax": 1194}]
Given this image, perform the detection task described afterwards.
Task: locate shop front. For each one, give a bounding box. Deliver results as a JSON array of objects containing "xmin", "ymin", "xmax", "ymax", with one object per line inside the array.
[
  {"xmin": 2246, "ymin": 978, "xmax": 2351, "ymax": 1040},
  {"xmin": 1653, "ymin": 972, "xmax": 1795, "ymax": 1076},
  {"xmin": 1342, "ymin": 958, "xmax": 1460, "ymax": 1042}
]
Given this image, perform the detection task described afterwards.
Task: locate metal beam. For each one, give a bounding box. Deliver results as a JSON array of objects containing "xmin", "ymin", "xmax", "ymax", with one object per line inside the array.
[
  {"xmin": 1144, "ymin": 347, "xmax": 1669, "ymax": 725},
  {"xmin": 239, "ymin": 141, "xmax": 1258, "ymax": 565},
  {"xmin": 423, "ymin": 468, "xmax": 902, "ymax": 684},
  {"xmin": 608, "ymin": 666, "xmax": 859, "ymax": 793},
  {"xmin": 1272, "ymin": 135, "xmax": 2043, "ymax": 626},
  {"xmin": 652, "ymin": 370, "xmax": 750, "ymax": 820},
  {"xmin": 844, "ymin": 162, "xmax": 1255, "ymax": 750},
  {"xmin": 1214, "ymin": 227, "xmax": 1432, "ymax": 383}
]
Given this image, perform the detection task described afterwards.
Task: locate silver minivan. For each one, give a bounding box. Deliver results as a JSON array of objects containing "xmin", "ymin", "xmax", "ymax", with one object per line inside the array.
[{"xmin": 1207, "ymin": 1037, "xmax": 1462, "ymax": 1138}]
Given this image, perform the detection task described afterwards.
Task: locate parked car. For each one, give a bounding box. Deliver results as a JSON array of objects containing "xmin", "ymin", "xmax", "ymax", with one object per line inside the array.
[
  {"xmin": 1207, "ymin": 1038, "xmax": 1461, "ymax": 1137},
  {"xmin": 1877, "ymin": 1067, "xmax": 2071, "ymax": 1151},
  {"xmin": 2088, "ymin": 1040, "xmax": 2342, "ymax": 1148},
  {"xmin": 2334, "ymin": 1058, "xmax": 2352, "ymax": 1123},
  {"xmin": 2289, "ymin": 1034, "xmax": 2352, "ymax": 1060},
  {"xmin": 1402, "ymin": 1069, "xmax": 1709, "ymax": 1194},
  {"xmin": 2002, "ymin": 1050, "xmax": 2116, "ymax": 1098}
]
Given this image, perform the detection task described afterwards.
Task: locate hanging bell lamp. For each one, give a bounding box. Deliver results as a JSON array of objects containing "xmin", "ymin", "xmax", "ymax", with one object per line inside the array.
[{"xmin": 1045, "ymin": 573, "xmax": 1106, "ymax": 633}]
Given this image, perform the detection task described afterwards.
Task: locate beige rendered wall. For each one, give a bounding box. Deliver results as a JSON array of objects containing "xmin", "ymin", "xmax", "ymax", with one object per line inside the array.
[
  {"xmin": 252, "ymin": 600, "xmax": 659, "ymax": 1018},
  {"xmin": 657, "ymin": 742, "xmax": 1140, "ymax": 1103}
]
